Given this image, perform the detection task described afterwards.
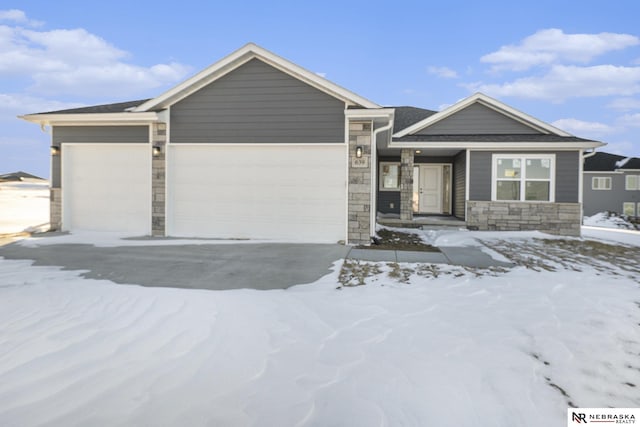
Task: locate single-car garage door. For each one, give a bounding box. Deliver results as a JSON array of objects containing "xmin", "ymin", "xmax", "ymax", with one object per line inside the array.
[
  {"xmin": 167, "ymin": 145, "xmax": 346, "ymax": 243},
  {"xmin": 62, "ymin": 144, "xmax": 151, "ymax": 234}
]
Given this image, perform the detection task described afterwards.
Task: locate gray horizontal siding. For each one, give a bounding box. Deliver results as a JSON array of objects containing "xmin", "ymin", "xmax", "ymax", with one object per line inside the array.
[
  {"xmin": 583, "ymin": 172, "xmax": 640, "ymax": 216},
  {"xmin": 453, "ymin": 151, "xmax": 466, "ymax": 219},
  {"xmin": 51, "ymin": 125, "xmax": 149, "ymax": 188},
  {"xmin": 171, "ymin": 59, "xmax": 345, "ymax": 144},
  {"xmin": 469, "ymin": 151, "xmax": 580, "ymax": 203},
  {"xmin": 415, "ymin": 103, "xmax": 540, "ymax": 135}
]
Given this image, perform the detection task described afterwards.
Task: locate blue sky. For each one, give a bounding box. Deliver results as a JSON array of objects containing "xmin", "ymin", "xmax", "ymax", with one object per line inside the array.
[{"xmin": 1, "ymin": 0, "xmax": 640, "ymax": 178}]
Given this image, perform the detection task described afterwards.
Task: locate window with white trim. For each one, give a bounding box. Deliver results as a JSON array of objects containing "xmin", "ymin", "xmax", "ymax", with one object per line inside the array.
[
  {"xmin": 623, "ymin": 202, "xmax": 636, "ymax": 217},
  {"xmin": 592, "ymin": 176, "xmax": 612, "ymax": 190},
  {"xmin": 379, "ymin": 162, "xmax": 400, "ymax": 191},
  {"xmin": 492, "ymin": 154, "xmax": 555, "ymax": 202},
  {"xmin": 625, "ymin": 174, "xmax": 639, "ymax": 190}
]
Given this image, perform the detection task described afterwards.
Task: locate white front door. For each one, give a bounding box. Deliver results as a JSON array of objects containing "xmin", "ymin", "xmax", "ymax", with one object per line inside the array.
[{"xmin": 418, "ymin": 165, "xmax": 443, "ymax": 213}]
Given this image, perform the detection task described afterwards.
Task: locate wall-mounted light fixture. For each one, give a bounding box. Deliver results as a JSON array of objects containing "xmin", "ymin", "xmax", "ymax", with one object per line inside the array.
[
  {"xmin": 415, "ymin": 150, "xmax": 422, "ymax": 154},
  {"xmin": 355, "ymin": 146, "xmax": 363, "ymax": 158},
  {"xmin": 50, "ymin": 146, "xmax": 60, "ymax": 156},
  {"xmin": 152, "ymin": 145, "xmax": 162, "ymax": 156}
]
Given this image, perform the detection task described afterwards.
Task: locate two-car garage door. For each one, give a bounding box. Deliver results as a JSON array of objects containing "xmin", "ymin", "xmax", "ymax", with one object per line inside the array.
[
  {"xmin": 62, "ymin": 144, "xmax": 347, "ymax": 243},
  {"xmin": 166, "ymin": 145, "xmax": 346, "ymax": 243}
]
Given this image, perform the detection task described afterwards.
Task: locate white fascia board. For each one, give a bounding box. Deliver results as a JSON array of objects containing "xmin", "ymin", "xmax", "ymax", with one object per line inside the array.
[
  {"xmin": 583, "ymin": 171, "xmax": 624, "ymax": 174},
  {"xmin": 388, "ymin": 140, "xmax": 606, "ymax": 150},
  {"xmin": 19, "ymin": 112, "xmax": 159, "ymax": 126},
  {"xmin": 393, "ymin": 93, "xmax": 572, "ymax": 138},
  {"xmin": 344, "ymin": 108, "xmax": 395, "ymax": 119},
  {"xmin": 134, "ymin": 43, "xmax": 381, "ymax": 112}
]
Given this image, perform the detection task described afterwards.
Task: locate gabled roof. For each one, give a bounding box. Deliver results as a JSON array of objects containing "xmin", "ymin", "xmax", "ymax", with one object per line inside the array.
[
  {"xmin": 393, "ymin": 92, "xmax": 572, "ymax": 138},
  {"xmin": 393, "ymin": 134, "xmax": 596, "ymax": 143},
  {"xmin": 133, "ymin": 43, "xmax": 380, "ymax": 112},
  {"xmin": 392, "ymin": 106, "xmax": 438, "ymax": 133},
  {"xmin": 584, "ymin": 152, "xmax": 640, "ymax": 171},
  {"xmin": 34, "ymin": 99, "xmax": 150, "ymax": 115}
]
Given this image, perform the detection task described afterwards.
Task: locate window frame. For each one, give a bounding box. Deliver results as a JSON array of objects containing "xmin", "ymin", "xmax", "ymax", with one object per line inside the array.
[
  {"xmin": 591, "ymin": 176, "xmax": 612, "ymax": 191},
  {"xmin": 379, "ymin": 162, "xmax": 401, "ymax": 191},
  {"xmin": 491, "ymin": 154, "xmax": 556, "ymax": 202},
  {"xmin": 623, "ymin": 202, "xmax": 636, "ymax": 217},
  {"xmin": 625, "ymin": 174, "xmax": 639, "ymax": 191}
]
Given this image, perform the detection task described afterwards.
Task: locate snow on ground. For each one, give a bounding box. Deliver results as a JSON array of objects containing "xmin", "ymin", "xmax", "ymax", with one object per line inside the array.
[
  {"xmin": 584, "ymin": 211, "xmax": 638, "ymax": 230},
  {"xmin": 1, "ymin": 231, "xmax": 639, "ymax": 426},
  {"xmin": 0, "ymin": 181, "xmax": 49, "ymax": 234}
]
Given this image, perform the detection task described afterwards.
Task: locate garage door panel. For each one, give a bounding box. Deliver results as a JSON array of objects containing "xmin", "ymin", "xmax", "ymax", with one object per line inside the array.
[
  {"xmin": 167, "ymin": 145, "xmax": 346, "ymax": 242},
  {"xmin": 62, "ymin": 145, "xmax": 151, "ymax": 233}
]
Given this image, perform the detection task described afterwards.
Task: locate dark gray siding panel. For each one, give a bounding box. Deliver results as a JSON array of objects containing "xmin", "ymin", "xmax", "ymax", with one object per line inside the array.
[
  {"xmin": 377, "ymin": 191, "xmax": 400, "ymax": 214},
  {"xmin": 583, "ymin": 172, "xmax": 640, "ymax": 216},
  {"xmin": 52, "ymin": 126, "xmax": 149, "ymax": 144},
  {"xmin": 416, "ymin": 103, "xmax": 540, "ymax": 135},
  {"xmin": 453, "ymin": 151, "xmax": 466, "ymax": 219},
  {"xmin": 469, "ymin": 151, "xmax": 492, "ymax": 201},
  {"xmin": 469, "ymin": 150, "xmax": 581, "ymax": 203},
  {"xmin": 555, "ymin": 151, "xmax": 579, "ymax": 203},
  {"xmin": 171, "ymin": 59, "xmax": 345, "ymax": 143},
  {"xmin": 51, "ymin": 125, "xmax": 149, "ymax": 188}
]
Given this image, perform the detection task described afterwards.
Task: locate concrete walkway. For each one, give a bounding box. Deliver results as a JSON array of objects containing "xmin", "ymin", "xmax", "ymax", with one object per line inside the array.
[{"xmin": 346, "ymin": 246, "xmax": 512, "ymax": 268}]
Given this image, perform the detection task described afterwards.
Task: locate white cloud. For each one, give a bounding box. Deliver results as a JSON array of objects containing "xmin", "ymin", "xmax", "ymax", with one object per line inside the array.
[
  {"xmin": 0, "ymin": 9, "xmax": 42, "ymax": 27},
  {"xmin": 0, "ymin": 93, "xmax": 83, "ymax": 117},
  {"xmin": 617, "ymin": 112, "xmax": 640, "ymax": 127},
  {"xmin": 467, "ymin": 64, "xmax": 640, "ymax": 102},
  {"xmin": 599, "ymin": 140, "xmax": 638, "ymax": 156},
  {"xmin": 551, "ymin": 118, "xmax": 615, "ymax": 136},
  {"xmin": 427, "ymin": 66, "xmax": 458, "ymax": 79},
  {"xmin": 0, "ymin": 12, "xmax": 190, "ymax": 98},
  {"xmin": 481, "ymin": 29, "xmax": 640, "ymax": 71},
  {"xmin": 606, "ymin": 97, "xmax": 640, "ymax": 111}
]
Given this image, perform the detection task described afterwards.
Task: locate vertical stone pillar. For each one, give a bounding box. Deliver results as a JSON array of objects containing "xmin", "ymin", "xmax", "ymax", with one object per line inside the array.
[
  {"xmin": 347, "ymin": 121, "xmax": 372, "ymax": 245},
  {"xmin": 49, "ymin": 188, "xmax": 62, "ymax": 231},
  {"xmin": 400, "ymin": 148, "xmax": 414, "ymax": 221},
  {"xmin": 151, "ymin": 122, "xmax": 167, "ymax": 236}
]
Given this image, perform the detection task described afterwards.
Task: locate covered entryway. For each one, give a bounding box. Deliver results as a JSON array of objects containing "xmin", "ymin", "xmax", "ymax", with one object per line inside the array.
[
  {"xmin": 166, "ymin": 145, "xmax": 347, "ymax": 243},
  {"xmin": 61, "ymin": 144, "xmax": 152, "ymax": 233}
]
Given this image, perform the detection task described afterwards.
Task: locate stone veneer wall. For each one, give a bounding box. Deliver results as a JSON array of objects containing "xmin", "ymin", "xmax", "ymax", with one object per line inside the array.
[
  {"xmin": 399, "ymin": 149, "xmax": 414, "ymax": 221},
  {"xmin": 466, "ymin": 201, "xmax": 581, "ymax": 236},
  {"xmin": 49, "ymin": 188, "xmax": 62, "ymax": 231},
  {"xmin": 151, "ymin": 123, "xmax": 167, "ymax": 236},
  {"xmin": 347, "ymin": 121, "xmax": 372, "ymax": 245}
]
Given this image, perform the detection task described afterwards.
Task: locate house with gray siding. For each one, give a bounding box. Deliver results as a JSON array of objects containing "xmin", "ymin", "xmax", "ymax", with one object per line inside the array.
[
  {"xmin": 583, "ymin": 152, "xmax": 640, "ymax": 218},
  {"xmin": 20, "ymin": 43, "xmax": 604, "ymax": 243}
]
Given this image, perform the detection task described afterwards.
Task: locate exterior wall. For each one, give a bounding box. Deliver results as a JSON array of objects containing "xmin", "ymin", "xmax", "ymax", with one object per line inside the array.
[
  {"xmin": 583, "ymin": 172, "xmax": 640, "ymax": 216},
  {"xmin": 151, "ymin": 123, "xmax": 167, "ymax": 236},
  {"xmin": 468, "ymin": 151, "xmax": 580, "ymax": 203},
  {"xmin": 348, "ymin": 122, "xmax": 372, "ymax": 244},
  {"xmin": 415, "ymin": 103, "xmax": 539, "ymax": 135},
  {"xmin": 51, "ymin": 125, "xmax": 149, "ymax": 188},
  {"xmin": 171, "ymin": 58, "xmax": 345, "ymax": 144},
  {"xmin": 453, "ymin": 151, "xmax": 466, "ymax": 219},
  {"xmin": 467, "ymin": 201, "xmax": 581, "ymax": 236}
]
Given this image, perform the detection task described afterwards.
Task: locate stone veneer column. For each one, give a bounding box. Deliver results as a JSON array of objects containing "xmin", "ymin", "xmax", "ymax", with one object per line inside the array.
[
  {"xmin": 347, "ymin": 121, "xmax": 372, "ymax": 245},
  {"xmin": 151, "ymin": 123, "xmax": 167, "ymax": 236},
  {"xmin": 49, "ymin": 188, "xmax": 62, "ymax": 231},
  {"xmin": 399, "ymin": 148, "xmax": 414, "ymax": 221}
]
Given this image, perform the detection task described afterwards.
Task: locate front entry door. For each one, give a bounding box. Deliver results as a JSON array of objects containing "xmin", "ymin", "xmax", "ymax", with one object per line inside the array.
[{"xmin": 419, "ymin": 165, "xmax": 443, "ymax": 213}]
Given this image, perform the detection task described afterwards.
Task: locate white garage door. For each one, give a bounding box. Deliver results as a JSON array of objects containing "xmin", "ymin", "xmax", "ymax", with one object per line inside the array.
[
  {"xmin": 167, "ymin": 145, "xmax": 346, "ymax": 243},
  {"xmin": 62, "ymin": 144, "xmax": 151, "ymax": 234}
]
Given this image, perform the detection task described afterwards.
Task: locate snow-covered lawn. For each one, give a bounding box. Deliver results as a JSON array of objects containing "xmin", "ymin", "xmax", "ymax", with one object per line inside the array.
[
  {"xmin": 0, "ymin": 181, "xmax": 49, "ymax": 235},
  {"xmin": 1, "ymin": 229, "xmax": 639, "ymax": 426}
]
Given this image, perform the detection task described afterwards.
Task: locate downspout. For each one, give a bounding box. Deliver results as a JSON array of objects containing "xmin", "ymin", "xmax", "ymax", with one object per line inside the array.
[
  {"xmin": 583, "ymin": 148, "xmax": 598, "ymax": 159},
  {"xmin": 370, "ymin": 117, "xmax": 394, "ymax": 239}
]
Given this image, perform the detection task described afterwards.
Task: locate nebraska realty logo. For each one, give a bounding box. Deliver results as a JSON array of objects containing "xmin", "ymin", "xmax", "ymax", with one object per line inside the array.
[{"xmin": 568, "ymin": 408, "xmax": 639, "ymax": 425}]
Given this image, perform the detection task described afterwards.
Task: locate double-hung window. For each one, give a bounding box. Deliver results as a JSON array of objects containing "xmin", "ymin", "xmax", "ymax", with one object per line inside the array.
[
  {"xmin": 592, "ymin": 176, "xmax": 612, "ymax": 190},
  {"xmin": 379, "ymin": 162, "xmax": 400, "ymax": 191},
  {"xmin": 626, "ymin": 175, "xmax": 639, "ymax": 191},
  {"xmin": 492, "ymin": 154, "xmax": 555, "ymax": 202}
]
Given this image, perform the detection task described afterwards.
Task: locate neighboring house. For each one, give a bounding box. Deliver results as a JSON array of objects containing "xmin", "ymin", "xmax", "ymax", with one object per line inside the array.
[
  {"xmin": 20, "ymin": 43, "xmax": 603, "ymax": 243},
  {"xmin": 583, "ymin": 152, "xmax": 640, "ymax": 218},
  {"xmin": 0, "ymin": 171, "xmax": 46, "ymax": 182}
]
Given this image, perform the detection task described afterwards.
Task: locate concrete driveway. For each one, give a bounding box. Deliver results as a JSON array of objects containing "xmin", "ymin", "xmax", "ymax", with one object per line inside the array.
[{"xmin": 0, "ymin": 242, "xmax": 350, "ymax": 290}]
